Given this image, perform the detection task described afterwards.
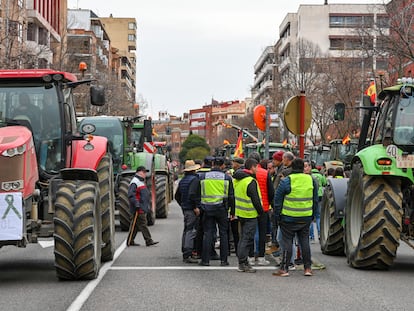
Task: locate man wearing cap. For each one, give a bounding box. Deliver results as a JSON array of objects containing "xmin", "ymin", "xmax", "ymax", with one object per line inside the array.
[
  {"xmin": 175, "ymin": 160, "xmax": 201, "ymax": 263},
  {"xmin": 126, "ymin": 166, "xmax": 159, "ymax": 247},
  {"xmin": 190, "ymin": 155, "xmax": 217, "ymax": 260},
  {"xmin": 193, "ymin": 157, "xmax": 235, "ymax": 266}
]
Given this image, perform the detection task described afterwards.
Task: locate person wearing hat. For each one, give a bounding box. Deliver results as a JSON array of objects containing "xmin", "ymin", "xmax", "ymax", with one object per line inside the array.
[
  {"xmin": 175, "ymin": 160, "xmax": 201, "ymax": 263},
  {"xmin": 193, "ymin": 157, "xmax": 235, "ymax": 266},
  {"xmin": 126, "ymin": 166, "xmax": 159, "ymax": 247}
]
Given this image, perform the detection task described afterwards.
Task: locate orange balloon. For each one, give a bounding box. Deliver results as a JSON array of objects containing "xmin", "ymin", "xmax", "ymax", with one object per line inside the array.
[{"xmin": 253, "ymin": 105, "xmax": 266, "ymax": 131}]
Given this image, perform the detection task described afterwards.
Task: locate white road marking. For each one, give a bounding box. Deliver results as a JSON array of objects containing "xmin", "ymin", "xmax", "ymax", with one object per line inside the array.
[
  {"xmin": 110, "ymin": 266, "xmax": 278, "ymax": 270},
  {"xmin": 38, "ymin": 240, "xmax": 54, "ymax": 248},
  {"xmin": 66, "ymin": 240, "xmax": 127, "ymax": 311}
]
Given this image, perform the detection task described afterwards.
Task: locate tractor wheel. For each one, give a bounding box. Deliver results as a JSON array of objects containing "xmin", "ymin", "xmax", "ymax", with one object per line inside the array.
[
  {"xmin": 97, "ymin": 154, "xmax": 116, "ymax": 262},
  {"xmin": 147, "ymin": 177, "xmax": 156, "ymax": 226},
  {"xmin": 320, "ymin": 184, "xmax": 345, "ymax": 255},
  {"xmin": 345, "ymin": 163, "xmax": 402, "ymax": 269},
  {"xmin": 54, "ymin": 181, "xmax": 101, "ymax": 280},
  {"xmin": 117, "ymin": 175, "xmax": 133, "ymax": 231},
  {"xmin": 155, "ymin": 175, "xmax": 168, "ymax": 218}
]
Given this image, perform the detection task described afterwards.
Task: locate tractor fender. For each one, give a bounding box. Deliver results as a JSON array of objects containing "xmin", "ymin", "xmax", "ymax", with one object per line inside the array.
[
  {"xmin": 114, "ymin": 169, "xmax": 135, "ymax": 193},
  {"xmin": 71, "ymin": 136, "xmax": 108, "ymax": 170},
  {"xmin": 355, "ymin": 145, "xmax": 414, "ymax": 183},
  {"xmin": 326, "ymin": 177, "xmax": 349, "ymax": 218},
  {"xmin": 154, "ymin": 154, "xmax": 167, "ymax": 173}
]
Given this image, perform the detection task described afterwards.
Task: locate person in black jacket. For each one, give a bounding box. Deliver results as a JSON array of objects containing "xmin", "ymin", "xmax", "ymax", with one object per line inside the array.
[
  {"xmin": 126, "ymin": 166, "xmax": 159, "ymax": 247},
  {"xmin": 175, "ymin": 160, "xmax": 201, "ymax": 263}
]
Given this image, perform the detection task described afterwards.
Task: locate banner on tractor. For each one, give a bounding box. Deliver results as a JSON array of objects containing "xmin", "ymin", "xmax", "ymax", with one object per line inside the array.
[{"xmin": 0, "ymin": 192, "xmax": 23, "ymax": 241}]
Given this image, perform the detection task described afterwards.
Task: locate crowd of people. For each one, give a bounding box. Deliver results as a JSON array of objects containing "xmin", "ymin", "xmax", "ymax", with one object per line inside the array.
[{"xmin": 174, "ymin": 150, "xmax": 344, "ymax": 277}]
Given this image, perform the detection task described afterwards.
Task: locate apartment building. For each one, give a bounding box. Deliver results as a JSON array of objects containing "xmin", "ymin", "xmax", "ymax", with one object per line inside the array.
[
  {"xmin": 99, "ymin": 15, "xmax": 137, "ymax": 103},
  {"xmin": 276, "ymin": 2, "xmax": 387, "ymax": 87},
  {"xmin": 0, "ymin": 0, "xmax": 66, "ymax": 69},
  {"xmin": 252, "ymin": 46, "xmax": 275, "ymax": 108}
]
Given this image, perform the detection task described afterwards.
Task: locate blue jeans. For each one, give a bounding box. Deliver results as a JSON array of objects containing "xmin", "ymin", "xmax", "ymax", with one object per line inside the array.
[
  {"xmin": 238, "ymin": 217, "xmax": 257, "ymax": 264},
  {"xmin": 309, "ymin": 199, "xmax": 321, "ymax": 239},
  {"xmin": 253, "ymin": 212, "xmax": 268, "ymax": 257},
  {"xmin": 202, "ymin": 207, "xmax": 229, "ymax": 263}
]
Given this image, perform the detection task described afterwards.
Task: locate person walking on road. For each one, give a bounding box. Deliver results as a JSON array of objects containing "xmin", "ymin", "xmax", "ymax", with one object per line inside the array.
[
  {"xmin": 272, "ymin": 158, "xmax": 318, "ymax": 277},
  {"xmin": 175, "ymin": 160, "xmax": 201, "ymax": 263},
  {"xmin": 195, "ymin": 157, "xmax": 235, "ymax": 266},
  {"xmin": 233, "ymin": 158, "xmax": 263, "ymax": 273},
  {"xmin": 126, "ymin": 166, "xmax": 159, "ymax": 247}
]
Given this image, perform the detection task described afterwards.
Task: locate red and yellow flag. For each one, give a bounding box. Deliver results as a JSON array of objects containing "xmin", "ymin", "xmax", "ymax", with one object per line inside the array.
[
  {"xmin": 233, "ymin": 131, "xmax": 244, "ymax": 158},
  {"xmin": 342, "ymin": 133, "xmax": 351, "ymax": 145},
  {"xmin": 364, "ymin": 81, "xmax": 376, "ymax": 104}
]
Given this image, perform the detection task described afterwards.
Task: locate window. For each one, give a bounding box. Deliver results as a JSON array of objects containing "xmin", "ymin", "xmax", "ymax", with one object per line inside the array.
[
  {"xmin": 330, "ymin": 38, "xmax": 365, "ymax": 50},
  {"xmin": 27, "ymin": 23, "xmax": 36, "ymax": 41},
  {"xmin": 330, "ymin": 15, "xmax": 373, "ymax": 28},
  {"xmin": 128, "ymin": 34, "xmax": 136, "ymax": 41},
  {"xmin": 128, "ymin": 22, "xmax": 136, "ymax": 30},
  {"xmin": 377, "ymin": 16, "xmax": 389, "ymax": 28}
]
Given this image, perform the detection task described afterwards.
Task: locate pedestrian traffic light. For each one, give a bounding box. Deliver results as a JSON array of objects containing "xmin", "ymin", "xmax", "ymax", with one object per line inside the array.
[
  {"xmin": 242, "ymin": 129, "xmax": 249, "ymax": 138},
  {"xmin": 334, "ymin": 103, "xmax": 345, "ymax": 121}
]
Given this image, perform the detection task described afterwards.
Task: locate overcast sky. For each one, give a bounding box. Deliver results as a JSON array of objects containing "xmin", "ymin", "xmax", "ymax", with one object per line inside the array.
[{"xmin": 68, "ymin": 0, "xmax": 382, "ymax": 119}]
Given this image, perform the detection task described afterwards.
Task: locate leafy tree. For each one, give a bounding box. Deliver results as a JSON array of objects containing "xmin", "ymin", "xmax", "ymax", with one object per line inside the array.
[{"xmin": 179, "ymin": 134, "xmax": 210, "ymax": 163}]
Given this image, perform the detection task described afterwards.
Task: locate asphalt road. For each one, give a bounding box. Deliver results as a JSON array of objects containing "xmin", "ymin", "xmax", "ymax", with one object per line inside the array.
[{"xmin": 1, "ymin": 200, "xmax": 414, "ymax": 311}]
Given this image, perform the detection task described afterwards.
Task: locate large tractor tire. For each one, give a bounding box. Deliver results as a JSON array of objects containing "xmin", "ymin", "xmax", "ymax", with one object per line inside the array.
[
  {"xmin": 117, "ymin": 175, "xmax": 133, "ymax": 231},
  {"xmin": 345, "ymin": 163, "xmax": 402, "ymax": 269},
  {"xmin": 97, "ymin": 154, "xmax": 116, "ymax": 262},
  {"xmin": 147, "ymin": 177, "xmax": 156, "ymax": 226},
  {"xmin": 320, "ymin": 184, "xmax": 345, "ymax": 255},
  {"xmin": 54, "ymin": 181, "xmax": 101, "ymax": 280},
  {"xmin": 155, "ymin": 175, "xmax": 168, "ymax": 218}
]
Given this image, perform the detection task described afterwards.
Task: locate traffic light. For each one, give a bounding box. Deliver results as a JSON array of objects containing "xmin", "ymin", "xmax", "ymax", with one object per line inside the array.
[
  {"xmin": 334, "ymin": 103, "xmax": 345, "ymax": 121},
  {"xmin": 242, "ymin": 129, "xmax": 249, "ymax": 138}
]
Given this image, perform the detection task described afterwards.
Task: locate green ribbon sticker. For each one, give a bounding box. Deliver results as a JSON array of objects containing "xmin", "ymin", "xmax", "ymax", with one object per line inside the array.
[{"xmin": 2, "ymin": 194, "xmax": 22, "ymax": 220}]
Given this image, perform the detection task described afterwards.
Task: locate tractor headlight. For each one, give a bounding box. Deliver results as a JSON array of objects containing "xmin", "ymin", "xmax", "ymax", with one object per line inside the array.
[
  {"xmin": 2, "ymin": 144, "xmax": 26, "ymax": 157},
  {"xmin": 2, "ymin": 180, "xmax": 24, "ymax": 191}
]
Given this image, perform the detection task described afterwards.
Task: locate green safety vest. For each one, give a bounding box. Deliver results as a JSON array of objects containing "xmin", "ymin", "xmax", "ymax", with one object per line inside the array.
[
  {"xmin": 200, "ymin": 171, "xmax": 229, "ymax": 206},
  {"xmin": 234, "ymin": 176, "xmax": 259, "ymax": 218},
  {"xmin": 281, "ymin": 173, "xmax": 313, "ymax": 217}
]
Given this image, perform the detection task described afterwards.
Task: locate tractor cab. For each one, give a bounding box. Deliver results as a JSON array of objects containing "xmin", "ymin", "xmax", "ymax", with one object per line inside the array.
[
  {"xmin": 372, "ymin": 79, "xmax": 414, "ymax": 153},
  {"xmin": 0, "ymin": 84, "xmax": 67, "ymax": 176}
]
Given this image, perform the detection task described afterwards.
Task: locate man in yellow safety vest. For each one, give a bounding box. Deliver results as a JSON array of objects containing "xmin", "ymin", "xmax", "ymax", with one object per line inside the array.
[
  {"xmin": 272, "ymin": 158, "xmax": 318, "ymax": 277},
  {"xmin": 232, "ymin": 158, "xmax": 263, "ymax": 273}
]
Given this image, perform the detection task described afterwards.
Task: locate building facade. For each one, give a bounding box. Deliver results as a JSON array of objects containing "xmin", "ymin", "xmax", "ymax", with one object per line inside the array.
[{"xmin": 99, "ymin": 15, "xmax": 137, "ymax": 103}]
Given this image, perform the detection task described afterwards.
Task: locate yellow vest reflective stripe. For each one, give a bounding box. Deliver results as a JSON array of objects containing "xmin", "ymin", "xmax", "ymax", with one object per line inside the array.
[
  {"xmin": 200, "ymin": 171, "xmax": 229, "ymax": 206},
  {"xmin": 282, "ymin": 173, "xmax": 313, "ymax": 217},
  {"xmin": 234, "ymin": 176, "xmax": 259, "ymax": 218}
]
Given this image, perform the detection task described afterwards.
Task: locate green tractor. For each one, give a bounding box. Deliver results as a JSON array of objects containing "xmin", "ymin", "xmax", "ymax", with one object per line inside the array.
[
  {"xmin": 323, "ymin": 138, "xmax": 358, "ymax": 173},
  {"xmin": 320, "ymin": 78, "xmax": 414, "ymax": 269},
  {"xmin": 78, "ymin": 116, "xmax": 171, "ymax": 231}
]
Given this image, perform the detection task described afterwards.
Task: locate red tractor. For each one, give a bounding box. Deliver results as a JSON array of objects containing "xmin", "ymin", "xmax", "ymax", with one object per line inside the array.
[{"xmin": 0, "ymin": 69, "xmax": 115, "ymax": 280}]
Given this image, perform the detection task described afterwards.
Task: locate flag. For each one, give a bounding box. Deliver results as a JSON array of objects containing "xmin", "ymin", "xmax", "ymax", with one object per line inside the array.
[
  {"xmin": 282, "ymin": 138, "xmax": 288, "ymax": 147},
  {"xmin": 342, "ymin": 133, "xmax": 351, "ymax": 145},
  {"xmin": 233, "ymin": 131, "xmax": 244, "ymax": 158},
  {"xmin": 364, "ymin": 81, "xmax": 376, "ymax": 104}
]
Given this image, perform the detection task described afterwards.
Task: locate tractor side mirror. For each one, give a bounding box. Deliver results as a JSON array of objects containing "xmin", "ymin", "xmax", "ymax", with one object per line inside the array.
[
  {"xmin": 90, "ymin": 85, "xmax": 105, "ymax": 106},
  {"xmin": 334, "ymin": 103, "xmax": 345, "ymax": 121}
]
